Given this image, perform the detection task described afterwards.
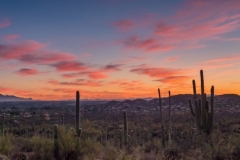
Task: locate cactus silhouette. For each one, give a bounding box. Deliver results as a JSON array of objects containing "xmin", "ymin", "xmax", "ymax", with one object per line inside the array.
[
  {"xmin": 168, "ymin": 91, "xmax": 172, "ymax": 146},
  {"xmin": 189, "ymin": 70, "xmax": 214, "ymax": 135},
  {"xmin": 2, "ymin": 115, "xmax": 5, "ymax": 139},
  {"xmin": 119, "ymin": 129, "xmax": 122, "ymax": 149},
  {"xmin": 77, "ymin": 128, "xmax": 82, "ymax": 142},
  {"xmin": 53, "ymin": 124, "xmax": 61, "ymax": 159},
  {"xmin": 76, "ymin": 91, "xmax": 80, "ymax": 133},
  {"xmin": 61, "ymin": 114, "xmax": 64, "ymax": 126},
  {"xmin": 158, "ymin": 89, "xmax": 165, "ymax": 147},
  {"xmin": 123, "ymin": 110, "xmax": 128, "ymax": 145},
  {"xmin": 105, "ymin": 122, "xmax": 108, "ymax": 140}
]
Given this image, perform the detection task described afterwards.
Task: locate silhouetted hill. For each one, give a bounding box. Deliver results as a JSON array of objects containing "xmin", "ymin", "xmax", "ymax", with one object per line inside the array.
[
  {"xmin": 0, "ymin": 94, "xmax": 32, "ymax": 101},
  {"xmin": 106, "ymin": 100, "xmax": 121, "ymax": 106},
  {"xmin": 217, "ymin": 94, "xmax": 240, "ymax": 99},
  {"xmin": 105, "ymin": 94, "xmax": 240, "ymax": 108}
]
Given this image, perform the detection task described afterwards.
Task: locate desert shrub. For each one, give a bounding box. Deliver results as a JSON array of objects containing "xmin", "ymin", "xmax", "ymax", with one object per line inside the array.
[
  {"xmin": 11, "ymin": 152, "xmax": 27, "ymax": 160},
  {"xmin": 143, "ymin": 138, "xmax": 161, "ymax": 153},
  {"xmin": 164, "ymin": 148, "xmax": 181, "ymax": 160},
  {"xmin": 140, "ymin": 151, "xmax": 163, "ymax": 160},
  {"xmin": 58, "ymin": 126, "xmax": 80, "ymax": 159},
  {"xmin": 0, "ymin": 136, "xmax": 14, "ymax": 156},
  {"xmin": 81, "ymin": 139, "xmax": 104, "ymax": 159},
  {"xmin": 29, "ymin": 135, "xmax": 54, "ymax": 160},
  {"xmin": 102, "ymin": 142, "xmax": 119, "ymax": 160},
  {"xmin": 20, "ymin": 140, "xmax": 33, "ymax": 152},
  {"xmin": 231, "ymin": 146, "xmax": 240, "ymax": 159}
]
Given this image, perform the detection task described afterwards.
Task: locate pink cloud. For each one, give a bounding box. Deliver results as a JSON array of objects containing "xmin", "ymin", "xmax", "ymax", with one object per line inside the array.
[
  {"xmin": 15, "ymin": 68, "xmax": 40, "ymax": 76},
  {"xmin": 195, "ymin": 54, "xmax": 240, "ymax": 71},
  {"xmin": 0, "ymin": 40, "xmax": 43, "ymax": 60},
  {"xmin": 88, "ymin": 71, "xmax": 108, "ymax": 79},
  {"xmin": 62, "ymin": 70, "xmax": 108, "ymax": 80},
  {"xmin": 3, "ymin": 34, "xmax": 20, "ymax": 41},
  {"xmin": 0, "ymin": 41, "xmax": 76, "ymax": 64},
  {"xmin": 62, "ymin": 70, "xmax": 108, "ymax": 79},
  {"xmin": 154, "ymin": 76, "xmax": 190, "ymax": 84},
  {"xmin": 166, "ymin": 56, "xmax": 179, "ymax": 62},
  {"xmin": 112, "ymin": 19, "xmax": 135, "ymax": 31},
  {"xmin": 101, "ymin": 64, "xmax": 122, "ymax": 71},
  {"xmin": 156, "ymin": 0, "xmax": 240, "ymax": 42},
  {"xmin": 121, "ymin": 36, "xmax": 173, "ymax": 52},
  {"xmin": 51, "ymin": 61, "xmax": 89, "ymax": 72},
  {"xmin": 109, "ymin": 79, "xmax": 150, "ymax": 91},
  {"xmin": 0, "ymin": 87, "xmax": 13, "ymax": 92},
  {"xmin": 61, "ymin": 63, "xmax": 123, "ymax": 79},
  {"xmin": 130, "ymin": 64, "xmax": 190, "ymax": 84},
  {"xmin": 154, "ymin": 22, "xmax": 176, "ymax": 35},
  {"xmin": 0, "ymin": 18, "xmax": 11, "ymax": 28},
  {"xmin": 204, "ymin": 55, "xmax": 240, "ymax": 64},
  {"xmin": 48, "ymin": 79, "xmax": 103, "ymax": 87},
  {"xmin": 130, "ymin": 65, "xmax": 183, "ymax": 78},
  {"xmin": 116, "ymin": 0, "xmax": 240, "ymax": 52}
]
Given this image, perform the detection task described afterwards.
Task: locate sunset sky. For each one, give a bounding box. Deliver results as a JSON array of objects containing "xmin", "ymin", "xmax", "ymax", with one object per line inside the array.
[{"xmin": 0, "ymin": 0, "xmax": 240, "ymax": 100}]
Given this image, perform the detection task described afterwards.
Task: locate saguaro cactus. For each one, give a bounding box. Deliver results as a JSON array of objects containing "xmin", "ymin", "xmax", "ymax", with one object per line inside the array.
[
  {"xmin": 119, "ymin": 130, "xmax": 122, "ymax": 149},
  {"xmin": 54, "ymin": 124, "xmax": 58, "ymax": 142},
  {"xmin": 53, "ymin": 124, "xmax": 61, "ymax": 159},
  {"xmin": 2, "ymin": 115, "xmax": 5, "ymax": 139},
  {"xmin": 77, "ymin": 128, "xmax": 82, "ymax": 142},
  {"xmin": 158, "ymin": 89, "xmax": 165, "ymax": 147},
  {"xmin": 61, "ymin": 114, "xmax": 64, "ymax": 126},
  {"xmin": 168, "ymin": 91, "xmax": 172, "ymax": 146},
  {"xmin": 76, "ymin": 91, "xmax": 80, "ymax": 133},
  {"xmin": 189, "ymin": 70, "xmax": 214, "ymax": 135},
  {"xmin": 105, "ymin": 122, "xmax": 108, "ymax": 140},
  {"xmin": 123, "ymin": 110, "xmax": 128, "ymax": 145}
]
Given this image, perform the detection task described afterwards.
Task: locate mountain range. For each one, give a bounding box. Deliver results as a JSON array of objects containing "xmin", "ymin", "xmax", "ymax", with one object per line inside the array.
[{"xmin": 0, "ymin": 94, "xmax": 32, "ymax": 101}]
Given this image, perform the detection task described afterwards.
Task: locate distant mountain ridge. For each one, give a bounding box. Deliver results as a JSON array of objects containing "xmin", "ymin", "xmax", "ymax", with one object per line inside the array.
[
  {"xmin": 0, "ymin": 94, "xmax": 32, "ymax": 101},
  {"xmin": 106, "ymin": 94, "xmax": 240, "ymax": 107}
]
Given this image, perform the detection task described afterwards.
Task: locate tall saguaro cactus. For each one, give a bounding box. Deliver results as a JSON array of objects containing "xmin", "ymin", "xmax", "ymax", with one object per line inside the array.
[
  {"xmin": 61, "ymin": 114, "xmax": 64, "ymax": 126},
  {"xmin": 168, "ymin": 91, "xmax": 172, "ymax": 146},
  {"xmin": 123, "ymin": 110, "xmax": 128, "ymax": 145},
  {"xmin": 188, "ymin": 70, "xmax": 214, "ymax": 135},
  {"xmin": 119, "ymin": 130, "xmax": 122, "ymax": 149},
  {"xmin": 76, "ymin": 91, "xmax": 80, "ymax": 133},
  {"xmin": 158, "ymin": 88, "xmax": 165, "ymax": 147},
  {"xmin": 2, "ymin": 115, "xmax": 5, "ymax": 139},
  {"xmin": 53, "ymin": 124, "xmax": 60, "ymax": 159}
]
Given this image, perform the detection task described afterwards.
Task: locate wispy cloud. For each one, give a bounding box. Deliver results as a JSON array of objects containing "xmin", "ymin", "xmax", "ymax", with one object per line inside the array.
[
  {"xmin": 48, "ymin": 79, "xmax": 103, "ymax": 87},
  {"xmin": 166, "ymin": 56, "xmax": 179, "ymax": 62},
  {"xmin": 112, "ymin": 19, "xmax": 135, "ymax": 31},
  {"xmin": 51, "ymin": 61, "xmax": 89, "ymax": 72},
  {"xmin": 62, "ymin": 71, "xmax": 108, "ymax": 79},
  {"xmin": 120, "ymin": 36, "xmax": 173, "ymax": 52},
  {"xmin": 0, "ymin": 41, "xmax": 76, "ymax": 64},
  {"xmin": 15, "ymin": 68, "xmax": 40, "ymax": 76},
  {"xmin": 101, "ymin": 63, "xmax": 123, "ymax": 71},
  {"xmin": 3, "ymin": 34, "xmax": 20, "ymax": 41},
  {"xmin": 130, "ymin": 64, "xmax": 190, "ymax": 84},
  {"xmin": 61, "ymin": 63, "xmax": 123, "ymax": 79},
  {"xmin": 0, "ymin": 18, "xmax": 11, "ymax": 28},
  {"xmin": 115, "ymin": 0, "xmax": 240, "ymax": 53},
  {"xmin": 198, "ymin": 54, "xmax": 240, "ymax": 70}
]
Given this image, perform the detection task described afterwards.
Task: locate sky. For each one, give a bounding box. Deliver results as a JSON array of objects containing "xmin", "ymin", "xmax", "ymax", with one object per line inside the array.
[{"xmin": 0, "ymin": 0, "xmax": 240, "ymax": 100}]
